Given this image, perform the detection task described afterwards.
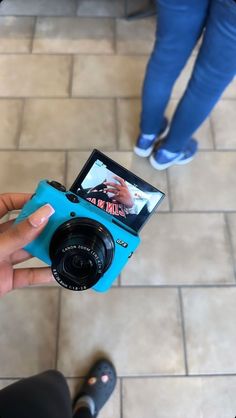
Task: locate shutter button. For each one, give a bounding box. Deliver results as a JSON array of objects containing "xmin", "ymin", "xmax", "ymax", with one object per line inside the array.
[{"xmin": 48, "ymin": 181, "xmax": 66, "ymax": 192}]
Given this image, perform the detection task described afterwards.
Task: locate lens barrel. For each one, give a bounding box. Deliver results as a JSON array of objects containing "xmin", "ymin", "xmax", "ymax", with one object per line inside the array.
[{"xmin": 49, "ymin": 218, "xmax": 114, "ymax": 291}]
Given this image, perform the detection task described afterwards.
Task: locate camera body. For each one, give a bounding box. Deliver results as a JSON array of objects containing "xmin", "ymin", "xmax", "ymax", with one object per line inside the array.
[{"xmin": 15, "ymin": 179, "xmax": 140, "ymax": 292}]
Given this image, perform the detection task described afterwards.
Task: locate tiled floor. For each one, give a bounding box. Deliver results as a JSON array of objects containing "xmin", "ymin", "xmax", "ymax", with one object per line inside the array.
[{"xmin": 0, "ymin": 1, "xmax": 236, "ymax": 417}]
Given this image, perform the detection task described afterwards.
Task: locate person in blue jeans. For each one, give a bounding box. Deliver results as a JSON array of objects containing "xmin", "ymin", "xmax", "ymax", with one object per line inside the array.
[{"xmin": 134, "ymin": 0, "xmax": 236, "ymax": 170}]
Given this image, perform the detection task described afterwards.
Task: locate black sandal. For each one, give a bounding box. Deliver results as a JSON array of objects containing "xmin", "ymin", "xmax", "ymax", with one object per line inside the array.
[{"xmin": 73, "ymin": 359, "xmax": 117, "ymax": 417}]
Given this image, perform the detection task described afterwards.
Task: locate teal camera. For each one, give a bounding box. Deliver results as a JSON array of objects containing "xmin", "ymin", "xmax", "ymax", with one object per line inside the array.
[{"xmin": 15, "ymin": 150, "xmax": 165, "ymax": 292}]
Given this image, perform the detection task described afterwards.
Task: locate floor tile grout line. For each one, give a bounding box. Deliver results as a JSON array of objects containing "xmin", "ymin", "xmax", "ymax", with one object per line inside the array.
[
  {"xmin": 16, "ymin": 98, "xmax": 25, "ymax": 149},
  {"xmin": 113, "ymin": 283, "xmax": 236, "ymax": 289},
  {"xmin": 165, "ymin": 169, "xmax": 173, "ymax": 212},
  {"xmin": 178, "ymin": 288, "xmax": 189, "ymax": 376},
  {"xmin": 54, "ymin": 288, "xmax": 62, "ymax": 370},
  {"xmin": 29, "ymin": 16, "xmax": 37, "ymax": 53},
  {"xmin": 224, "ymin": 213, "xmax": 236, "ymax": 283},
  {"xmin": 0, "ymin": 148, "xmax": 236, "ymax": 154},
  {"xmin": 54, "ymin": 372, "xmax": 236, "ymax": 380},
  {"xmin": 117, "ymin": 274, "xmax": 121, "ymax": 286},
  {"xmin": 0, "ymin": 52, "xmax": 149, "ymax": 57},
  {"xmin": 10, "ymin": 147, "xmax": 119, "ymax": 152},
  {"xmin": 0, "ymin": 51, "xmax": 150, "ymax": 57},
  {"xmin": 0, "ymin": 15, "xmax": 77, "ymax": 19},
  {"xmin": 0, "ymin": 11, "xmax": 187, "ymax": 20},
  {"xmin": 0, "ymin": 96, "xmax": 236, "ymax": 106},
  {"xmin": 22, "ymin": 283, "xmax": 236, "ymax": 292},
  {"xmin": 209, "ymin": 115, "xmax": 217, "ymax": 151},
  {"xmin": 68, "ymin": 54, "xmax": 74, "ymax": 98},
  {"xmin": 2, "ymin": 373, "xmax": 236, "ymax": 381},
  {"xmin": 113, "ymin": 17, "xmax": 117, "ymax": 54},
  {"xmin": 118, "ymin": 373, "xmax": 236, "ymax": 379},
  {"xmin": 75, "ymin": 0, "xmax": 80, "ymax": 16},
  {"xmin": 114, "ymin": 98, "xmax": 120, "ymax": 151},
  {"xmin": 0, "ymin": 14, "xmax": 129, "ymax": 19},
  {"xmin": 64, "ymin": 150, "xmax": 69, "ymax": 187},
  {"xmin": 120, "ymin": 377, "xmax": 123, "ymax": 418}
]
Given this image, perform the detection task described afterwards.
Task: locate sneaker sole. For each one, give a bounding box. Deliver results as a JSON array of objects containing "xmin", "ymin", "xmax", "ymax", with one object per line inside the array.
[
  {"xmin": 149, "ymin": 153, "xmax": 183, "ymax": 170},
  {"xmin": 133, "ymin": 145, "xmax": 154, "ymax": 157},
  {"xmin": 176, "ymin": 155, "xmax": 195, "ymax": 165},
  {"xmin": 149, "ymin": 153, "xmax": 195, "ymax": 170},
  {"xmin": 134, "ymin": 124, "xmax": 170, "ymax": 158}
]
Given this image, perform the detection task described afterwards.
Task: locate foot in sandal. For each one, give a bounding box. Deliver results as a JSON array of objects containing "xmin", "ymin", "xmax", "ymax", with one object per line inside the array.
[{"xmin": 73, "ymin": 359, "xmax": 117, "ymax": 417}]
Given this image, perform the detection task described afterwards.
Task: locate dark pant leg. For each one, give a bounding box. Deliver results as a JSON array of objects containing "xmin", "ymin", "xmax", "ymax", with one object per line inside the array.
[
  {"xmin": 74, "ymin": 406, "xmax": 93, "ymax": 418},
  {"xmin": 164, "ymin": 0, "xmax": 236, "ymax": 152},
  {"xmin": 140, "ymin": 0, "xmax": 210, "ymax": 134},
  {"xmin": 0, "ymin": 370, "xmax": 72, "ymax": 418}
]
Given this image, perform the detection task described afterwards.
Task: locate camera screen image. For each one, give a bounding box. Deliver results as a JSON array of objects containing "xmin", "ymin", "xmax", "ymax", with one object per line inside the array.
[{"xmin": 70, "ymin": 150, "xmax": 165, "ymax": 233}]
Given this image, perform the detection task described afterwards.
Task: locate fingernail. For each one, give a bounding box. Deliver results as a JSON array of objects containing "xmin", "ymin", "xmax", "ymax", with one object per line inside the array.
[{"xmin": 29, "ymin": 204, "xmax": 55, "ymax": 228}]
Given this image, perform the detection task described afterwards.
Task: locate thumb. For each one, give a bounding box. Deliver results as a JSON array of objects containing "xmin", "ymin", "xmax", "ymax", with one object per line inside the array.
[{"xmin": 0, "ymin": 204, "xmax": 55, "ymax": 261}]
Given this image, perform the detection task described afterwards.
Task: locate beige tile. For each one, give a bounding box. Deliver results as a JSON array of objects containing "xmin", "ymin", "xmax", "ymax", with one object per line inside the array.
[
  {"xmin": 0, "ymin": 100, "xmax": 23, "ymax": 149},
  {"xmin": 195, "ymin": 118, "xmax": 214, "ymax": 149},
  {"xmin": 0, "ymin": 288, "xmax": 59, "ymax": 377},
  {"xmin": 77, "ymin": 0, "xmax": 124, "ymax": 17},
  {"xmin": 183, "ymin": 287, "xmax": 236, "ymax": 374},
  {"xmin": 227, "ymin": 213, "xmax": 236, "ymax": 271},
  {"xmin": 57, "ymin": 288, "xmax": 184, "ymax": 376},
  {"xmin": 0, "ymin": 55, "xmax": 71, "ymax": 97},
  {"xmin": 67, "ymin": 378, "xmax": 120, "ymax": 418},
  {"xmin": 171, "ymin": 56, "xmax": 235, "ymax": 101},
  {"xmin": 0, "ymin": 0, "xmax": 77, "ymax": 16},
  {"xmin": 72, "ymin": 55, "xmax": 147, "ymax": 97},
  {"xmin": 169, "ymin": 151, "xmax": 236, "ymax": 211},
  {"xmin": 33, "ymin": 17, "xmax": 115, "ymax": 54},
  {"xmin": 67, "ymin": 151, "xmax": 169, "ymax": 210},
  {"xmin": 117, "ymin": 99, "xmax": 213, "ymax": 151},
  {"xmin": 123, "ymin": 376, "xmax": 236, "ymax": 418},
  {"xmin": 0, "ymin": 17, "xmax": 34, "ymax": 53},
  {"xmin": 0, "ymin": 151, "xmax": 65, "ymax": 193},
  {"xmin": 171, "ymin": 56, "xmax": 195, "ymax": 99},
  {"xmin": 172, "ymin": 58, "xmax": 236, "ymax": 99},
  {"xmin": 0, "ymin": 380, "xmax": 17, "ymax": 390},
  {"xmin": 211, "ymin": 100, "xmax": 236, "ymax": 149},
  {"xmin": 77, "ymin": 0, "xmax": 148, "ymax": 17},
  {"xmin": 165, "ymin": 100, "xmax": 214, "ymax": 149},
  {"xmin": 222, "ymin": 77, "xmax": 236, "ymax": 99},
  {"xmin": 117, "ymin": 99, "xmax": 141, "ymax": 150},
  {"xmin": 192, "ymin": 36, "xmax": 203, "ymax": 56},
  {"xmin": 116, "ymin": 17, "xmax": 155, "ymax": 54},
  {"xmin": 20, "ymin": 99, "xmax": 116, "ymax": 150},
  {"xmin": 121, "ymin": 213, "xmax": 234, "ymax": 286},
  {"xmin": 66, "ymin": 151, "xmax": 91, "ymax": 188}
]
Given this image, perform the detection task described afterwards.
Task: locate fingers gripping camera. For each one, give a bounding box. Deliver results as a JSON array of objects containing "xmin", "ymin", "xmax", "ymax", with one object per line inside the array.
[
  {"xmin": 15, "ymin": 150, "xmax": 165, "ymax": 292},
  {"xmin": 15, "ymin": 180, "xmax": 140, "ymax": 292}
]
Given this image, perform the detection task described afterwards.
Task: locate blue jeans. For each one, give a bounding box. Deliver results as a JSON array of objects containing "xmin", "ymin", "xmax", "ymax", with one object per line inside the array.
[{"xmin": 140, "ymin": 0, "xmax": 236, "ymax": 152}]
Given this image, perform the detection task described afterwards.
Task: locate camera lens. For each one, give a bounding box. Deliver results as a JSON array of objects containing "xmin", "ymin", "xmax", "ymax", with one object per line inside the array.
[
  {"xmin": 64, "ymin": 254, "xmax": 95, "ymax": 280},
  {"xmin": 49, "ymin": 217, "xmax": 114, "ymax": 291}
]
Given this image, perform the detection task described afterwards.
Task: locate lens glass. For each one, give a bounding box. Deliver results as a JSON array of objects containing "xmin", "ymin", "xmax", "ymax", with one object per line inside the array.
[
  {"xmin": 64, "ymin": 252, "xmax": 95, "ymax": 281},
  {"xmin": 49, "ymin": 218, "xmax": 114, "ymax": 291}
]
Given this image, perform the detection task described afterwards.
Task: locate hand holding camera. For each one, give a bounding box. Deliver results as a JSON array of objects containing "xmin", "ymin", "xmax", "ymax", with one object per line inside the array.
[{"xmin": 0, "ymin": 193, "xmax": 54, "ymax": 297}]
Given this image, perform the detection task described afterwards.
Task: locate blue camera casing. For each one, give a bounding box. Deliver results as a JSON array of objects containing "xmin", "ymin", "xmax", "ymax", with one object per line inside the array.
[{"xmin": 15, "ymin": 180, "xmax": 141, "ymax": 292}]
